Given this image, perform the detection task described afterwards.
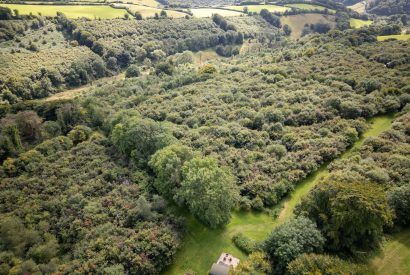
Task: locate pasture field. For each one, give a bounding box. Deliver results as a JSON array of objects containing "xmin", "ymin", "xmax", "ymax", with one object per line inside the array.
[
  {"xmin": 377, "ymin": 34, "xmax": 410, "ymax": 41},
  {"xmin": 123, "ymin": 4, "xmax": 186, "ymax": 18},
  {"xmin": 348, "ymin": 1, "xmax": 366, "ymax": 13},
  {"xmin": 115, "ymin": 0, "xmax": 160, "ymax": 7},
  {"xmin": 350, "ymin": 18, "xmax": 373, "ymax": 28},
  {"xmin": 226, "ymin": 4, "xmax": 290, "ymax": 13},
  {"xmin": 281, "ymin": 14, "xmax": 336, "ymax": 39},
  {"xmin": 371, "ymin": 230, "xmax": 410, "ymax": 275},
  {"xmin": 190, "ymin": 8, "xmax": 243, "ymax": 18},
  {"xmin": 0, "ymin": 4, "xmax": 128, "ymax": 19},
  {"xmin": 285, "ymin": 3, "xmax": 336, "ymax": 13}
]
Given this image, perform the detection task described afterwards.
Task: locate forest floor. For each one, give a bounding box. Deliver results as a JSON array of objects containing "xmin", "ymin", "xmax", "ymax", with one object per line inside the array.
[{"xmin": 164, "ymin": 115, "xmax": 396, "ymax": 275}]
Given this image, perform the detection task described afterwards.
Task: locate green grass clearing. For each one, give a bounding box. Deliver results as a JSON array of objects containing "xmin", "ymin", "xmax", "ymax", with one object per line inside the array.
[
  {"xmin": 350, "ymin": 18, "xmax": 373, "ymax": 28},
  {"xmin": 190, "ymin": 8, "xmax": 243, "ymax": 18},
  {"xmin": 377, "ymin": 34, "xmax": 410, "ymax": 41},
  {"xmin": 371, "ymin": 229, "xmax": 410, "ymax": 275},
  {"xmin": 285, "ymin": 3, "xmax": 335, "ymax": 13},
  {"xmin": 226, "ymin": 4, "xmax": 291, "ymax": 13},
  {"xmin": 0, "ymin": 4, "xmax": 128, "ymax": 19},
  {"xmin": 164, "ymin": 115, "xmax": 395, "ymax": 274},
  {"xmin": 281, "ymin": 14, "xmax": 336, "ymax": 39}
]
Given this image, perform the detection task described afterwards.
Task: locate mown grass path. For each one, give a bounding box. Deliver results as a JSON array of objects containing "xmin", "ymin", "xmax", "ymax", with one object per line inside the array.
[
  {"xmin": 371, "ymin": 229, "xmax": 410, "ymax": 275},
  {"xmin": 165, "ymin": 115, "xmax": 395, "ymax": 274}
]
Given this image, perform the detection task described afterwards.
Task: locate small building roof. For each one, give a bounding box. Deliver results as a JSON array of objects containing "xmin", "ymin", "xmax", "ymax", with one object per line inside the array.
[
  {"xmin": 217, "ymin": 252, "xmax": 240, "ymax": 268},
  {"xmin": 210, "ymin": 263, "xmax": 230, "ymax": 275}
]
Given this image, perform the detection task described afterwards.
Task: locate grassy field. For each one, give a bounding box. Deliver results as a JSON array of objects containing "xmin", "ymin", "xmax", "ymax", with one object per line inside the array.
[
  {"xmin": 371, "ymin": 230, "xmax": 410, "ymax": 275},
  {"xmin": 350, "ymin": 18, "xmax": 373, "ymax": 28},
  {"xmin": 122, "ymin": 4, "xmax": 186, "ymax": 18},
  {"xmin": 226, "ymin": 4, "xmax": 290, "ymax": 13},
  {"xmin": 377, "ymin": 34, "xmax": 410, "ymax": 41},
  {"xmin": 348, "ymin": 1, "xmax": 366, "ymax": 13},
  {"xmin": 0, "ymin": 4, "xmax": 128, "ymax": 19},
  {"xmin": 281, "ymin": 14, "xmax": 336, "ymax": 39},
  {"xmin": 114, "ymin": 0, "xmax": 160, "ymax": 7},
  {"xmin": 164, "ymin": 115, "xmax": 395, "ymax": 275},
  {"xmin": 190, "ymin": 8, "xmax": 243, "ymax": 18},
  {"xmin": 285, "ymin": 3, "xmax": 336, "ymax": 13}
]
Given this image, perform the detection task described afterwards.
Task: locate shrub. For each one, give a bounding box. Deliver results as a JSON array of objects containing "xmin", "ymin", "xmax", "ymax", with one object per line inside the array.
[
  {"xmin": 264, "ymin": 216, "xmax": 325, "ymax": 273},
  {"xmin": 232, "ymin": 233, "xmax": 256, "ymax": 254},
  {"xmin": 198, "ymin": 64, "xmax": 217, "ymax": 74},
  {"xmin": 287, "ymin": 253, "xmax": 368, "ymax": 275},
  {"xmin": 125, "ymin": 65, "xmax": 141, "ymax": 78},
  {"xmin": 67, "ymin": 125, "xmax": 92, "ymax": 145}
]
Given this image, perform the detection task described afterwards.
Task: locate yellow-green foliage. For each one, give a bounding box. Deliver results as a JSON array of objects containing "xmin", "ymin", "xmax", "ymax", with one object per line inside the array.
[
  {"xmin": 350, "ymin": 18, "xmax": 372, "ymax": 28},
  {"xmin": 377, "ymin": 34, "xmax": 410, "ymax": 41},
  {"xmin": 0, "ymin": 4, "xmax": 129, "ymax": 19},
  {"xmin": 0, "ymin": 47, "xmax": 98, "ymax": 81}
]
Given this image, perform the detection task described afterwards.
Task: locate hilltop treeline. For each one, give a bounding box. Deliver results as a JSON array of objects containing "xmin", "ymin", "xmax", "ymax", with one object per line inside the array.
[{"xmin": 368, "ymin": 0, "xmax": 410, "ymax": 15}]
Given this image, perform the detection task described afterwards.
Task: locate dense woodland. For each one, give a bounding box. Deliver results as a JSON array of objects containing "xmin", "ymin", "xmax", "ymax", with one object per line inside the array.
[{"xmin": 0, "ymin": 1, "xmax": 410, "ymax": 275}]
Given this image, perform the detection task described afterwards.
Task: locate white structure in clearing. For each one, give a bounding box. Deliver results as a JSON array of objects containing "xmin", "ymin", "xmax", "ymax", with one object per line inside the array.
[{"xmin": 209, "ymin": 252, "xmax": 240, "ymax": 275}]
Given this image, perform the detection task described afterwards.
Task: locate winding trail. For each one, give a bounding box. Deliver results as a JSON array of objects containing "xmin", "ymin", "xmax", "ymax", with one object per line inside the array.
[{"xmin": 164, "ymin": 115, "xmax": 395, "ymax": 275}]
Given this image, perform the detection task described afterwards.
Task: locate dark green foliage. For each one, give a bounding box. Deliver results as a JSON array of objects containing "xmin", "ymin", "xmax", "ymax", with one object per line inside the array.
[
  {"xmin": 112, "ymin": 116, "xmax": 177, "ymax": 166},
  {"xmin": 388, "ymin": 183, "xmax": 410, "ymax": 227},
  {"xmin": 368, "ymin": 0, "xmax": 410, "ymax": 15},
  {"xmin": 260, "ymin": 9, "xmax": 281, "ymax": 28},
  {"xmin": 125, "ymin": 64, "xmax": 141, "ymax": 78},
  {"xmin": 176, "ymin": 156, "xmax": 239, "ymax": 228},
  {"xmin": 149, "ymin": 144, "xmax": 194, "ymax": 199},
  {"xmin": 67, "ymin": 125, "xmax": 92, "ymax": 145},
  {"xmin": 0, "ymin": 7, "xmax": 12, "ymax": 20},
  {"xmin": 232, "ymin": 251, "xmax": 272, "ymax": 275},
  {"xmin": 232, "ymin": 232, "xmax": 256, "ymax": 254},
  {"xmin": 155, "ymin": 61, "xmax": 175, "ymax": 76},
  {"xmin": 287, "ymin": 253, "xmax": 369, "ymax": 275},
  {"xmin": 264, "ymin": 216, "xmax": 325, "ymax": 273},
  {"xmin": 296, "ymin": 180, "xmax": 393, "ymax": 254},
  {"xmin": 0, "ymin": 134, "xmax": 181, "ymax": 273}
]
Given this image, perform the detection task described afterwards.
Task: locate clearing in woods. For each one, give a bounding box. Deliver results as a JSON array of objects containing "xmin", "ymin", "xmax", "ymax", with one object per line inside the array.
[
  {"xmin": 350, "ymin": 18, "xmax": 373, "ymax": 28},
  {"xmin": 377, "ymin": 34, "xmax": 410, "ymax": 41},
  {"xmin": 281, "ymin": 14, "xmax": 336, "ymax": 39},
  {"xmin": 164, "ymin": 115, "xmax": 395, "ymax": 275},
  {"xmin": 226, "ymin": 4, "xmax": 291, "ymax": 13},
  {"xmin": 0, "ymin": 4, "xmax": 129, "ymax": 19},
  {"xmin": 190, "ymin": 8, "xmax": 243, "ymax": 18},
  {"xmin": 44, "ymin": 73, "xmax": 125, "ymax": 102}
]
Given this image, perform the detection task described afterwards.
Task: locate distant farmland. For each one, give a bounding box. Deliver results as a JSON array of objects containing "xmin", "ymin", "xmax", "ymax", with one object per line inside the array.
[
  {"xmin": 281, "ymin": 14, "xmax": 336, "ymax": 39},
  {"xmin": 0, "ymin": 4, "xmax": 129, "ymax": 19},
  {"xmin": 190, "ymin": 8, "xmax": 243, "ymax": 18},
  {"xmin": 285, "ymin": 3, "xmax": 336, "ymax": 13},
  {"xmin": 377, "ymin": 34, "xmax": 410, "ymax": 41},
  {"xmin": 122, "ymin": 4, "xmax": 186, "ymax": 18},
  {"xmin": 350, "ymin": 18, "xmax": 372, "ymax": 28},
  {"xmin": 226, "ymin": 4, "xmax": 290, "ymax": 13}
]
